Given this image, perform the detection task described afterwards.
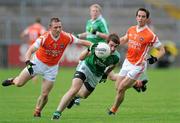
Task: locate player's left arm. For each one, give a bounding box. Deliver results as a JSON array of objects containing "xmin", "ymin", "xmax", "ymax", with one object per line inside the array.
[
  {"xmin": 77, "ymin": 32, "xmax": 87, "ymax": 39},
  {"xmin": 147, "ymin": 38, "xmax": 165, "ymax": 64},
  {"xmin": 78, "ymin": 39, "xmax": 92, "ymax": 47},
  {"xmin": 79, "ymin": 48, "xmax": 91, "ymax": 61},
  {"xmin": 99, "ymin": 64, "xmax": 117, "ymax": 83},
  {"xmin": 96, "ymin": 32, "xmax": 109, "ymax": 40},
  {"xmin": 104, "ymin": 64, "xmax": 116, "ymax": 75},
  {"xmin": 154, "ymin": 45, "xmax": 165, "ymax": 59},
  {"xmin": 152, "ymin": 37, "xmax": 165, "ymax": 59},
  {"xmin": 95, "ymin": 22, "xmax": 109, "ymax": 40}
]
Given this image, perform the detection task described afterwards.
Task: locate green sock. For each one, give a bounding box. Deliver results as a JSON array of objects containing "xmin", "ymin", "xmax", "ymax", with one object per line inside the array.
[{"xmin": 54, "ymin": 111, "xmax": 61, "ymax": 116}]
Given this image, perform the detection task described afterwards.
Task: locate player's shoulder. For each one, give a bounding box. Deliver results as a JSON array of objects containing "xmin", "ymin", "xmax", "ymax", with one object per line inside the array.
[
  {"xmin": 61, "ymin": 31, "xmax": 72, "ymax": 37},
  {"xmin": 111, "ymin": 50, "xmax": 120, "ymax": 59},
  {"xmin": 108, "ymin": 50, "xmax": 120, "ymax": 64},
  {"xmin": 145, "ymin": 26, "xmax": 156, "ymax": 36},
  {"xmin": 42, "ymin": 31, "xmax": 49, "ymax": 37},
  {"xmin": 38, "ymin": 31, "xmax": 49, "ymax": 41},
  {"xmin": 128, "ymin": 25, "xmax": 136, "ymax": 30}
]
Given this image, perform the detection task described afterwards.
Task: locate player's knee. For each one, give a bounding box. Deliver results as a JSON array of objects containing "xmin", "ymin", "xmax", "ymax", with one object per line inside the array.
[
  {"xmin": 117, "ymin": 87, "xmax": 124, "ymax": 94},
  {"xmin": 13, "ymin": 78, "xmax": 26, "ymax": 87},
  {"xmin": 80, "ymin": 94, "xmax": 89, "ymax": 99},
  {"xmin": 117, "ymin": 83, "xmax": 126, "ymax": 94},
  {"xmin": 15, "ymin": 84, "xmax": 23, "ymax": 87}
]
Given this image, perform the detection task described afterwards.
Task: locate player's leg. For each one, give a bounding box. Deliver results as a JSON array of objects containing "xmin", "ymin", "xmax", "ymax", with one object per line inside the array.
[
  {"xmin": 72, "ymin": 82, "xmax": 94, "ymax": 107},
  {"xmin": 34, "ymin": 63, "xmax": 58, "ymax": 117},
  {"xmin": 109, "ymin": 76, "xmax": 135, "ymax": 115},
  {"xmin": 52, "ymin": 77, "xmax": 83, "ymax": 120},
  {"xmin": 108, "ymin": 59, "xmax": 128, "ymax": 115},
  {"xmin": 109, "ymin": 59, "xmax": 147, "ymax": 115},
  {"xmin": 71, "ymin": 67, "xmax": 99, "ymax": 108},
  {"xmin": 2, "ymin": 68, "xmax": 33, "ymax": 87},
  {"xmin": 34, "ymin": 79, "xmax": 54, "ymax": 117}
]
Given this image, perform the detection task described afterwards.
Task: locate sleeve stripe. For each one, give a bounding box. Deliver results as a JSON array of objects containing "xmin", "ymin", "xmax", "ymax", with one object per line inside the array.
[
  {"xmin": 69, "ymin": 33, "xmax": 74, "ymax": 44},
  {"xmin": 101, "ymin": 18, "xmax": 109, "ymax": 34}
]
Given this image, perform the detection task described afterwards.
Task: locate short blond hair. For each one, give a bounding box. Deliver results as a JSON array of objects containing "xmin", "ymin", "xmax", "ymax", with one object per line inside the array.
[{"xmin": 89, "ymin": 4, "xmax": 102, "ymax": 12}]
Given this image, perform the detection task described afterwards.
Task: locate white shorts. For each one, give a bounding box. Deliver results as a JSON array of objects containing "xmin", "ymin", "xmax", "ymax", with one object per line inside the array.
[
  {"xmin": 30, "ymin": 55, "xmax": 59, "ymax": 82},
  {"xmin": 119, "ymin": 59, "xmax": 147, "ymax": 80},
  {"xmin": 76, "ymin": 61, "xmax": 101, "ymax": 88}
]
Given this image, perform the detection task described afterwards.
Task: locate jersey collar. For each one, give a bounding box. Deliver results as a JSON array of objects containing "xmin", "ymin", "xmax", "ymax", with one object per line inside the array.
[
  {"xmin": 50, "ymin": 31, "xmax": 60, "ymax": 41},
  {"xmin": 136, "ymin": 25, "xmax": 148, "ymax": 33},
  {"xmin": 91, "ymin": 15, "xmax": 102, "ymax": 24}
]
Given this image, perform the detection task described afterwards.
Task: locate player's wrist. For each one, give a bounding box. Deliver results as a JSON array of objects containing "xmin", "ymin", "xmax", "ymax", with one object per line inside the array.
[
  {"xmin": 77, "ymin": 34, "xmax": 81, "ymax": 38},
  {"xmin": 96, "ymin": 31, "xmax": 100, "ymax": 36}
]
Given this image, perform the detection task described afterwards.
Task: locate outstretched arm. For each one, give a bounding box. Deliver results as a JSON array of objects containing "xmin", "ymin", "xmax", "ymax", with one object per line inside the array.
[
  {"xmin": 96, "ymin": 32, "xmax": 109, "ymax": 40},
  {"xmin": 79, "ymin": 48, "xmax": 91, "ymax": 61},
  {"xmin": 119, "ymin": 34, "xmax": 128, "ymax": 45},
  {"xmin": 72, "ymin": 35, "xmax": 92, "ymax": 47},
  {"xmin": 77, "ymin": 39, "xmax": 92, "ymax": 47},
  {"xmin": 77, "ymin": 32, "xmax": 87, "ymax": 39}
]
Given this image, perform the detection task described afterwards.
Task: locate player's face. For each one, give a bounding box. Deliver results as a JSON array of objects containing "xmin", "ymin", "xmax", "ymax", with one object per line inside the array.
[
  {"xmin": 90, "ymin": 7, "xmax": 100, "ymax": 20},
  {"xmin": 50, "ymin": 21, "xmax": 62, "ymax": 38},
  {"xmin": 136, "ymin": 10, "xmax": 148, "ymax": 27},
  {"xmin": 108, "ymin": 40, "xmax": 118, "ymax": 53}
]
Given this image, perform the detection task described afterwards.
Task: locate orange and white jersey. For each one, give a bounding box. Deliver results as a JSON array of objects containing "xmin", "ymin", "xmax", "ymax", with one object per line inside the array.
[
  {"xmin": 126, "ymin": 25, "xmax": 162, "ymax": 65},
  {"xmin": 23, "ymin": 23, "xmax": 46, "ymax": 45},
  {"xmin": 34, "ymin": 31, "xmax": 78, "ymax": 66}
]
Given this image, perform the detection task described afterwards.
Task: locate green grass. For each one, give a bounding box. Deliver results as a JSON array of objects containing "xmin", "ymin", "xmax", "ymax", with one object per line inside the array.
[{"xmin": 0, "ymin": 67, "xmax": 180, "ymax": 123}]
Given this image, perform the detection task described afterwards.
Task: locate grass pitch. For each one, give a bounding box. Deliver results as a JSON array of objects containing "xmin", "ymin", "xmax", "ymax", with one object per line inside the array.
[{"xmin": 0, "ymin": 67, "xmax": 180, "ymax": 123}]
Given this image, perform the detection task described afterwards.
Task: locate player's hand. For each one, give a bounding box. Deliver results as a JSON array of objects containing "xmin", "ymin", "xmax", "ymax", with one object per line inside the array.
[
  {"xmin": 75, "ymin": 34, "xmax": 80, "ymax": 38},
  {"xmin": 99, "ymin": 74, "xmax": 108, "ymax": 83},
  {"xmin": 133, "ymin": 80, "xmax": 148, "ymax": 93},
  {"xmin": 25, "ymin": 60, "xmax": 35, "ymax": 75},
  {"xmin": 76, "ymin": 34, "xmax": 80, "ymax": 38},
  {"xmin": 147, "ymin": 55, "xmax": 158, "ymax": 64},
  {"xmin": 91, "ymin": 29, "xmax": 97, "ymax": 35}
]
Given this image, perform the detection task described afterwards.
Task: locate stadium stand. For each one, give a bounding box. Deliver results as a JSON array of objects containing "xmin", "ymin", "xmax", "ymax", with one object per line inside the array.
[{"xmin": 0, "ymin": 0, "xmax": 179, "ymax": 67}]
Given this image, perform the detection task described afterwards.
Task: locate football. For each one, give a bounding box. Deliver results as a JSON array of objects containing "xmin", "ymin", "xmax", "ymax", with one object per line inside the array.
[{"xmin": 95, "ymin": 42, "xmax": 111, "ymax": 59}]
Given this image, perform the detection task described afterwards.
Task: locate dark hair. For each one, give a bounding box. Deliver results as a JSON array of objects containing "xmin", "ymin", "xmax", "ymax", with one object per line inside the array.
[
  {"xmin": 35, "ymin": 17, "xmax": 41, "ymax": 23},
  {"xmin": 136, "ymin": 8, "xmax": 150, "ymax": 19},
  {"xmin": 107, "ymin": 33, "xmax": 120, "ymax": 45},
  {"xmin": 49, "ymin": 17, "xmax": 61, "ymax": 26}
]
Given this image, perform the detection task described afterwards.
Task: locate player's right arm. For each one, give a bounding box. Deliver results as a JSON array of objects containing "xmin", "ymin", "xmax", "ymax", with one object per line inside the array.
[
  {"xmin": 24, "ymin": 44, "xmax": 37, "ymax": 61},
  {"xmin": 108, "ymin": 71, "xmax": 118, "ymax": 81},
  {"xmin": 79, "ymin": 48, "xmax": 91, "ymax": 61},
  {"xmin": 120, "ymin": 34, "xmax": 128, "ymax": 45},
  {"xmin": 24, "ymin": 36, "xmax": 43, "ymax": 61}
]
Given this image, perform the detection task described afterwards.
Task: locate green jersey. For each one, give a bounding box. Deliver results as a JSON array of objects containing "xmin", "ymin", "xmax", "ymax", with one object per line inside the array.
[
  {"xmin": 85, "ymin": 43, "xmax": 120, "ymax": 77},
  {"xmin": 86, "ymin": 15, "xmax": 109, "ymax": 43}
]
